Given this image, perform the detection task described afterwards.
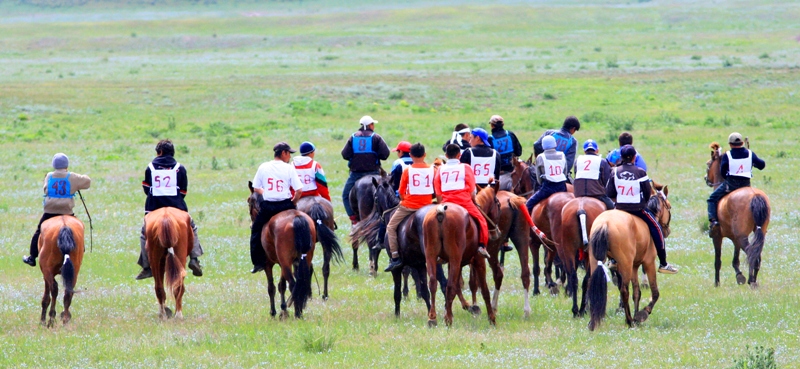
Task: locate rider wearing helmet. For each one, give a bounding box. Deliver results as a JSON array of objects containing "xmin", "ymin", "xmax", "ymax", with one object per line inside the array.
[
  {"xmin": 460, "ymin": 128, "xmax": 501, "ymax": 191},
  {"xmin": 526, "ymin": 135, "xmax": 568, "ymax": 212},
  {"xmin": 533, "ymin": 116, "xmax": 580, "ymax": 182},
  {"xmin": 573, "ymin": 139, "xmax": 614, "ymax": 209}
]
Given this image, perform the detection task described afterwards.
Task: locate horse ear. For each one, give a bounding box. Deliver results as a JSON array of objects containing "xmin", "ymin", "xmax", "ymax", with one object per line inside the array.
[
  {"xmin": 248, "ymin": 181, "xmax": 254, "ymax": 193},
  {"xmin": 663, "ymin": 185, "xmax": 669, "ymax": 197},
  {"xmin": 372, "ymin": 177, "xmax": 379, "ymax": 188}
]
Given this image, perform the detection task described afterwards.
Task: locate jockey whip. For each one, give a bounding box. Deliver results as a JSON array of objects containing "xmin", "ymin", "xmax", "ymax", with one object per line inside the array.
[{"xmin": 77, "ymin": 191, "xmax": 93, "ymax": 252}]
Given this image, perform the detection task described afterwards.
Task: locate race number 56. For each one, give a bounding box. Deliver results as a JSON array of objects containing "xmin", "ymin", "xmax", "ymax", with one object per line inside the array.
[{"xmin": 266, "ymin": 178, "xmax": 285, "ymax": 192}]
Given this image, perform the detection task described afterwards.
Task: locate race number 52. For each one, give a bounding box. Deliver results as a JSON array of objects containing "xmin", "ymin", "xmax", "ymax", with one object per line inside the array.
[{"xmin": 154, "ymin": 175, "xmax": 172, "ymax": 188}]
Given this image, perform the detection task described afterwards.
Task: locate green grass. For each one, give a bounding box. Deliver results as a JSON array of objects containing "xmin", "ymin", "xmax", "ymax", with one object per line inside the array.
[{"xmin": 1, "ymin": 0, "xmax": 800, "ymax": 367}]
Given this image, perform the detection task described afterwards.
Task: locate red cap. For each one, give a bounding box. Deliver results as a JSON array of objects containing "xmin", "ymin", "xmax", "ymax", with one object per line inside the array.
[{"xmin": 392, "ymin": 141, "xmax": 412, "ymax": 153}]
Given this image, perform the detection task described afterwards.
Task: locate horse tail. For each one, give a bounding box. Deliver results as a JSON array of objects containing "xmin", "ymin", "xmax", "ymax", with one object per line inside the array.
[
  {"xmin": 351, "ymin": 205, "xmax": 383, "ymax": 249},
  {"xmin": 292, "ymin": 215, "xmax": 313, "ymax": 317},
  {"xmin": 577, "ymin": 207, "xmax": 589, "ymax": 246},
  {"xmin": 588, "ymin": 225, "xmax": 609, "ymax": 327},
  {"xmin": 57, "ymin": 225, "xmax": 76, "ymax": 293},
  {"xmin": 745, "ymin": 194, "xmax": 769, "ymax": 272},
  {"xmin": 159, "ymin": 215, "xmax": 184, "ymax": 296},
  {"xmin": 309, "ymin": 203, "xmax": 344, "ymax": 263}
]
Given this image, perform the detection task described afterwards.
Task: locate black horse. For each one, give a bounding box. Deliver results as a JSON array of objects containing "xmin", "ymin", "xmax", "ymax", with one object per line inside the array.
[
  {"xmin": 348, "ymin": 173, "xmax": 383, "ymax": 272},
  {"xmin": 296, "ymin": 196, "xmax": 344, "ymax": 300}
]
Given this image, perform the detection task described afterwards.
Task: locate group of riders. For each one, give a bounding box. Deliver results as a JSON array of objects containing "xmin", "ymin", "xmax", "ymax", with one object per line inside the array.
[{"xmin": 23, "ymin": 115, "xmax": 765, "ymax": 281}]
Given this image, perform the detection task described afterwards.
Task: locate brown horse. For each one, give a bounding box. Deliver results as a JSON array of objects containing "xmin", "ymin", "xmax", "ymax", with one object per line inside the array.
[
  {"xmin": 248, "ymin": 184, "xmax": 316, "ymax": 318},
  {"xmin": 587, "ymin": 185, "xmax": 671, "ymax": 331},
  {"xmin": 37, "ymin": 215, "xmax": 85, "ymax": 327},
  {"xmin": 423, "ymin": 187, "xmax": 496, "ymax": 327},
  {"xmin": 145, "ymin": 207, "xmax": 193, "ymax": 320},
  {"xmin": 510, "ymin": 155, "xmax": 536, "ymax": 198},
  {"xmin": 530, "ymin": 191, "xmax": 575, "ymax": 295},
  {"xmin": 559, "ymin": 197, "xmax": 606, "ymax": 317},
  {"xmin": 706, "ymin": 142, "xmax": 770, "ymax": 287},
  {"xmin": 296, "ymin": 196, "xmax": 344, "ymax": 300}
]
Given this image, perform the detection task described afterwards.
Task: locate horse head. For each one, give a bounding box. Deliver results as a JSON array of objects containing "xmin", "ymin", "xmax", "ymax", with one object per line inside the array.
[
  {"xmin": 371, "ymin": 177, "xmax": 399, "ymax": 215},
  {"xmin": 247, "ymin": 181, "xmax": 260, "ymax": 222},
  {"xmin": 510, "ymin": 158, "xmax": 533, "ymax": 196},
  {"xmin": 705, "ymin": 142, "xmax": 723, "ymax": 188},
  {"xmin": 649, "ymin": 183, "xmax": 671, "ymax": 238}
]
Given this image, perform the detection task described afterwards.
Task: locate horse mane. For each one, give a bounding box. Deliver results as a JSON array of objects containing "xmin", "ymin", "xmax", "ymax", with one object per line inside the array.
[
  {"xmin": 709, "ymin": 142, "xmax": 720, "ymax": 151},
  {"xmin": 646, "ymin": 195, "xmax": 660, "ymax": 215},
  {"xmin": 475, "ymin": 186, "xmax": 496, "ymax": 208}
]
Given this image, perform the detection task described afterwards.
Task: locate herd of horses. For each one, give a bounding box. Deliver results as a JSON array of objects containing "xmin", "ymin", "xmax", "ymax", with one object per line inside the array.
[{"xmin": 33, "ymin": 142, "xmax": 770, "ymax": 331}]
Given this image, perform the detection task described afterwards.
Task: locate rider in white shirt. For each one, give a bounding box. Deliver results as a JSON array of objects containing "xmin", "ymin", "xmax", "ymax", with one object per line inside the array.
[{"xmin": 526, "ymin": 135, "xmax": 568, "ymax": 212}]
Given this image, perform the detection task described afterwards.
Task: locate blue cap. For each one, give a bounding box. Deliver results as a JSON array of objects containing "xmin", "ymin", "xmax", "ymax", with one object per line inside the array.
[
  {"xmin": 542, "ymin": 135, "xmax": 557, "ymax": 150},
  {"xmin": 471, "ymin": 128, "xmax": 491, "ymax": 146},
  {"xmin": 299, "ymin": 141, "xmax": 316, "ymax": 155},
  {"xmin": 620, "ymin": 144, "xmax": 637, "ymax": 158},
  {"xmin": 583, "ymin": 139, "xmax": 598, "ymax": 153}
]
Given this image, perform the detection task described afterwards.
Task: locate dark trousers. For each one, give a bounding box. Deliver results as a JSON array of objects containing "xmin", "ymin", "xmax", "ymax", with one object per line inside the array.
[
  {"xmin": 629, "ymin": 209, "xmax": 667, "ymax": 266},
  {"xmin": 250, "ymin": 199, "xmax": 296, "ymax": 267},
  {"xmin": 342, "ymin": 170, "xmax": 379, "ymax": 217},
  {"xmin": 707, "ymin": 181, "xmax": 746, "ymax": 221},
  {"xmin": 30, "ymin": 213, "xmax": 69, "ymax": 258},
  {"xmin": 594, "ymin": 195, "xmax": 615, "ymax": 210},
  {"xmin": 526, "ymin": 181, "xmax": 567, "ymax": 212}
]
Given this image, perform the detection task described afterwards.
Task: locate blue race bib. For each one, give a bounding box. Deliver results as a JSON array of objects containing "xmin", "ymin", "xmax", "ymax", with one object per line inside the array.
[
  {"xmin": 47, "ymin": 173, "xmax": 73, "ymax": 199},
  {"xmin": 352, "ymin": 134, "xmax": 375, "ymax": 154},
  {"xmin": 552, "ymin": 132, "xmax": 573, "ymax": 154},
  {"xmin": 493, "ymin": 131, "xmax": 514, "ymax": 155}
]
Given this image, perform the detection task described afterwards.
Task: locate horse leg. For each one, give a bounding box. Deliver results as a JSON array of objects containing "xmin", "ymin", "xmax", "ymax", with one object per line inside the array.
[
  {"xmin": 444, "ymin": 260, "xmax": 462, "ymax": 327},
  {"xmin": 475, "ymin": 258, "xmax": 496, "ymax": 326},
  {"xmin": 732, "ymin": 237, "xmax": 746, "ymax": 285},
  {"xmin": 531, "ymin": 241, "xmax": 541, "ymax": 295},
  {"xmin": 266, "ymin": 265, "xmax": 277, "ymax": 317},
  {"xmin": 402, "ymin": 267, "xmax": 410, "ymax": 300},
  {"xmin": 61, "ymin": 283, "xmax": 73, "ymax": 325},
  {"xmin": 544, "ymin": 249, "xmax": 558, "ymax": 295},
  {"xmin": 634, "ymin": 261, "xmax": 659, "ymax": 324},
  {"xmin": 351, "ymin": 238, "xmax": 359, "ymax": 271},
  {"xmin": 468, "ymin": 265, "xmax": 478, "ymax": 310},
  {"xmin": 48, "ymin": 280, "xmax": 58, "ymax": 328},
  {"xmin": 617, "ymin": 270, "xmax": 633, "ymax": 328},
  {"xmin": 488, "ymin": 252, "xmax": 504, "ymax": 313},
  {"xmin": 322, "ymin": 251, "xmax": 331, "ymax": 301},
  {"xmin": 568, "ymin": 258, "xmax": 580, "ymax": 318},
  {"xmin": 436, "ymin": 264, "xmax": 448, "ymax": 295},
  {"xmin": 368, "ymin": 246, "xmax": 379, "ymax": 277},
  {"xmin": 713, "ymin": 235, "xmax": 723, "ymax": 287},
  {"xmin": 40, "ymin": 276, "xmax": 52, "ymax": 325},
  {"xmin": 392, "ymin": 269, "xmax": 402, "ymax": 317},
  {"xmin": 512, "ymin": 230, "xmax": 532, "ymax": 317},
  {"xmin": 631, "ymin": 272, "xmax": 641, "ymax": 315},
  {"xmin": 578, "ymin": 264, "xmax": 590, "ymax": 317},
  {"xmin": 417, "ymin": 266, "xmax": 432, "ymax": 311},
  {"xmin": 426, "ymin": 258, "xmax": 439, "ymax": 327}
]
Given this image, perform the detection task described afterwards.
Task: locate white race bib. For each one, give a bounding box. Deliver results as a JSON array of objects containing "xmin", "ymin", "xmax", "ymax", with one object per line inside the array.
[
  {"xmin": 543, "ymin": 155, "xmax": 566, "ymax": 182},
  {"xmin": 439, "ymin": 164, "xmax": 466, "ymax": 192},
  {"xmin": 727, "ymin": 151, "xmax": 752, "ymax": 178},
  {"xmin": 613, "ymin": 169, "xmax": 649, "ymax": 204},
  {"xmin": 470, "ymin": 149, "xmax": 495, "ymax": 184},
  {"xmin": 149, "ymin": 162, "xmax": 179, "ymax": 197},
  {"xmin": 407, "ymin": 167, "xmax": 434, "ymax": 195},
  {"xmin": 575, "ymin": 155, "xmax": 601, "ymax": 180},
  {"xmin": 295, "ymin": 163, "xmax": 317, "ymax": 192}
]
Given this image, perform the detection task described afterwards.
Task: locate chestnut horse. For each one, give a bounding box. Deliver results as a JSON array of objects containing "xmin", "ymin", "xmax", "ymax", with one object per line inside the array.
[
  {"xmin": 705, "ymin": 142, "xmax": 770, "ymax": 287},
  {"xmin": 37, "ymin": 215, "xmax": 84, "ymax": 326},
  {"xmin": 509, "ymin": 155, "xmax": 535, "ymax": 198},
  {"xmin": 247, "ymin": 184, "xmax": 316, "ymax": 318},
  {"xmin": 296, "ymin": 196, "xmax": 344, "ymax": 300},
  {"xmin": 559, "ymin": 197, "xmax": 606, "ymax": 317},
  {"xmin": 587, "ymin": 185, "xmax": 671, "ymax": 331},
  {"xmin": 145, "ymin": 207, "xmax": 193, "ymax": 320},
  {"xmin": 423, "ymin": 187, "xmax": 496, "ymax": 327},
  {"xmin": 530, "ymin": 191, "xmax": 575, "ymax": 295}
]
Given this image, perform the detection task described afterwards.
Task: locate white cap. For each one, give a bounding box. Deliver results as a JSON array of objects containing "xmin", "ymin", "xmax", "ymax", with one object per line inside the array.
[{"xmin": 359, "ymin": 115, "xmax": 377, "ymax": 127}]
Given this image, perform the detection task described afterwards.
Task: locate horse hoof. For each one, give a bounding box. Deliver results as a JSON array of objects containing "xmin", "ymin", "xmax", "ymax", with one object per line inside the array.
[
  {"xmin": 634, "ymin": 310, "xmax": 649, "ymax": 323},
  {"xmin": 164, "ymin": 307, "xmax": 174, "ymax": 319},
  {"xmin": 279, "ymin": 311, "xmax": 289, "ymax": 321},
  {"xmin": 445, "ymin": 318, "xmax": 453, "ymax": 327},
  {"xmin": 427, "ymin": 319, "xmax": 437, "ymax": 328},
  {"xmin": 588, "ymin": 321, "xmax": 597, "ymax": 331},
  {"xmin": 470, "ymin": 305, "xmax": 481, "ymax": 316},
  {"xmin": 533, "ymin": 289, "xmax": 541, "ymax": 296},
  {"xmin": 749, "ymin": 282, "xmax": 759, "ymax": 289},
  {"xmin": 523, "ymin": 310, "xmax": 530, "ymax": 319},
  {"xmin": 549, "ymin": 286, "xmax": 559, "ymax": 295},
  {"xmin": 736, "ymin": 274, "xmax": 746, "ymax": 285},
  {"xmin": 714, "ymin": 281, "xmax": 720, "ymax": 287}
]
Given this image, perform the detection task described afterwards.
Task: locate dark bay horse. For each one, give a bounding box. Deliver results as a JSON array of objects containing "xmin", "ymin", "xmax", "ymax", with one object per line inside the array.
[
  {"xmin": 510, "ymin": 155, "xmax": 535, "ymax": 198},
  {"xmin": 706, "ymin": 142, "xmax": 770, "ymax": 287},
  {"xmin": 296, "ymin": 196, "xmax": 344, "ymax": 300},
  {"xmin": 348, "ymin": 173, "xmax": 384, "ymax": 272},
  {"xmin": 530, "ymin": 191, "xmax": 575, "ymax": 295},
  {"xmin": 248, "ymin": 185, "xmax": 316, "ymax": 318},
  {"xmin": 559, "ymin": 196, "xmax": 606, "ymax": 317},
  {"xmin": 587, "ymin": 186, "xmax": 671, "ymax": 331},
  {"xmin": 423, "ymin": 187, "xmax": 497, "ymax": 327},
  {"xmin": 145, "ymin": 207, "xmax": 193, "ymax": 320},
  {"xmin": 37, "ymin": 215, "xmax": 84, "ymax": 326}
]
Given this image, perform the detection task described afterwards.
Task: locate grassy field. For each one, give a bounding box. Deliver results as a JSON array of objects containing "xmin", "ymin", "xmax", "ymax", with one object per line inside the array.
[{"xmin": 1, "ymin": 0, "xmax": 800, "ymax": 367}]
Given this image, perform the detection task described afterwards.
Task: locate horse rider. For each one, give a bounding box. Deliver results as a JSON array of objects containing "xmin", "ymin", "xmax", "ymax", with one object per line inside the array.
[
  {"xmin": 707, "ymin": 132, "xmax": 766, "ymax": 233},
  {"xmin": 488, "ymin": 115, "xmax": 522, "ymax": 175},
  {"xmin": 134, "ymin": 140, "xmax": 204, "ymax": 279},
  {"xmin": 533, "ymin": 116, "xmax": 581, "ymax": 182},
  {"xmin": 526, "ymin": 135, "xmax": 568, "ymax": 212},
  {"xmin": 433, "ymin": 144, "xmax": 492, "ymax": 259},
  {"xmin": 292, "ymin": 141, "xmax": 331, "ymax": 201},
  {"xmin": 384, "ymin": 143, "xmax": 434, "ymax": 271},
  {"xmin": 341, "ymin": 115, "xmax": 391, "ymax": 225},
  {"xmin": 573, "ymin": 139, "xmax": 615, "ymax": 210},
  {"xmin": 389, "ymin": 141, "xmax": 413, "ymax": 197},
  {"xmin": 250, "ymin": 142, "xmax": 304, "ymax": 273},
  {"xmin": 607, "ymin": 132, "xmax": 647, "ymax": 170},
  {"xmin": 442, "ymin": 123, "xmax": 471, "ymax": 153},
  {"xmin": 607, "ymin": 145, "xmax": 678, "ymax": 274},
  {"xmin": 460, "ymin": 128, "xmax": 501, "ymax": 191},
  {"xmin": 22, "ymin": 153, "xmax": 91, "ymax": 267}
]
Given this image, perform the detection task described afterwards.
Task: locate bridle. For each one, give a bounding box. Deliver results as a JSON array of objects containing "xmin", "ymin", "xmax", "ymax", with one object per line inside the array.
[
  {"xmin": 655, "ymin": 190, "xmax": 672, "ymax": 237},
  {"xmin": 705, "ymin": 149, "xmax": 723, "ymax": 188},
  {"xmin": 511, "ymin": 164, "xmax": 534, "ymax": 197}
]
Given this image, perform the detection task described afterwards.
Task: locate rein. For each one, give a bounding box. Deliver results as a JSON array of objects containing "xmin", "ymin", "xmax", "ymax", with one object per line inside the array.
[
  {"xmin": 511, "ymin": 165, "xmax": 533, "ymax": 196},
  {"xmin": 77, "ymin": 191, "xmax": 93, "ymax": 253}
]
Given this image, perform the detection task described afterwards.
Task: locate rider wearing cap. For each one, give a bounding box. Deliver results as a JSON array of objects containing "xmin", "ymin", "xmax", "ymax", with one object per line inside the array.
[
  {"xmin": 135, "ymin": 139, "xmax": 204, "ymax": 280},
  {"xmin": 460, "ymin": 128, "xmax": 501, "ymax": 191},
  {"xmin": 442, "ymin": 123, "xmax": 471, "ymax": 153},
  {"xmin": 707, "ymin": 132, "xmax": 766, "ymax": 232},
  {"xmin": 292, "ymin": 141, "xmax": 331, "ymax": 201},
  {"xmin": 22, "ymin": 153, "xmax": 91, "ymax": 267},
  {"xmin": 341, "ymin": 116, "xmax": 391, "ymax": 225},
  {"xmin": 606, "ymin": 132, "xmax": 647, "ymax": 170},
  {"xmin": 389, "ymin": 141, "xmax": 413, "ymax": 197},
  {"xmin": 488, "ymin": 115, "xmax": 522, "ymax": 174},
  {"xmin": 607, "ymin": 145, "xmax": 677, "ymax": 274},
  {"xmin": 384, "ymin": 143, "xmax": 434, "ymax": 271},
  {"xmin": 434, "ymin": 144, "xmax": 492, "ymax": 259},
  {"xmin": 250, "ymin": 142, "xmax": 304, "ymax": 273},
  {"xmin": 574, "ymin": 139, "xmax": 615, "ymax": 210},
  {"xmin": 533, "ymin": 116, "xmax": 580, "ymax": 182},
  {"xmin": 526, "ymin": 135, "xmax": 568, "ymax": 212}
]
